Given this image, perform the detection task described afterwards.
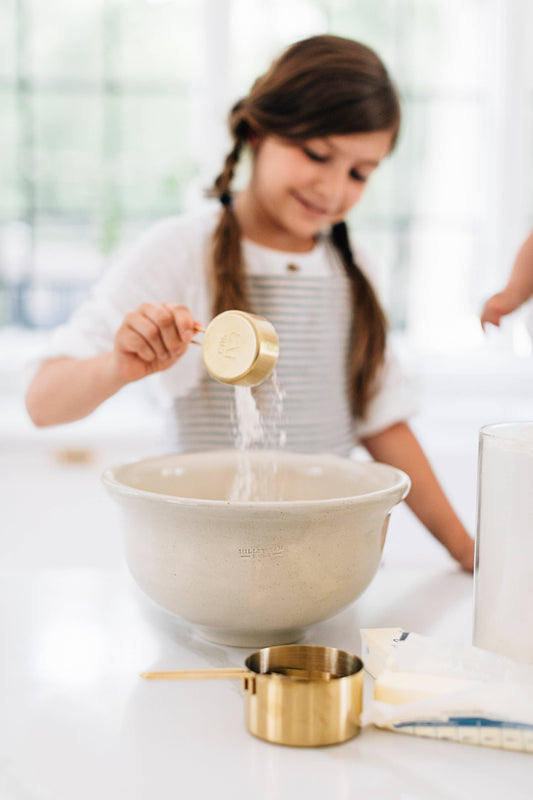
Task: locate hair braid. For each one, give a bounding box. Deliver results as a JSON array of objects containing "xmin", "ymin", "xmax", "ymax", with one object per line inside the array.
[
  {"xmin": 210, "ymin": 135, "xmax": 250, "ymax": 316},
  {"xmin": 331, "ymin": 221, "xmax": 388, "ymax": 418}
]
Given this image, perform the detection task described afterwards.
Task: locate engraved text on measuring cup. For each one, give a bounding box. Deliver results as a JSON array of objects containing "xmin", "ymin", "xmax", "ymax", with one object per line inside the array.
[{"xmin": 217, "ymin": 331, "xmax": 241, "ymax": 359}]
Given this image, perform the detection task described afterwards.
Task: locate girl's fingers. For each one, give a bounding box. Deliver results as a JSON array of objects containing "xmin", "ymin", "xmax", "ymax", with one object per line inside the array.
[
  {"xmin": 123, "ymin": 306, "xmax": 170, "ymax": 361},
  {"xmin": 139, "ymin": 303, "xmax": 184, "ymax": 356},
  {"xmin": 117, "ymin": 303, "xmax": 202, "ymax": 367},
  {"xmin": 480, "ymin": 298, "xmax": 504, "ymax": 329},
  {"xmin": 118, "ymin": 325, "xmax": 158, "ymax": 363},
  {"xmin": 163, "ymin": 303, "xmax": 202, "ymax": 348}
]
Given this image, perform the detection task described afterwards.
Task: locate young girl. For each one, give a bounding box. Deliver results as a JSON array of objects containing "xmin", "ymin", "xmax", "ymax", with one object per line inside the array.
[{"xmin": 26, "ymin": 34, "xmax": 474, "ymax": 572}]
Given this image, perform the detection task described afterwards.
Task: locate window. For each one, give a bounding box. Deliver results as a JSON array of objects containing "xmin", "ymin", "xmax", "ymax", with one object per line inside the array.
[
  {"xmin": 0, "ymin": 0, "xmax": 205, "ymax": 326},
  {"xmin": 1, "ymin": 0, "xmax": 532, "ymax": 357}
]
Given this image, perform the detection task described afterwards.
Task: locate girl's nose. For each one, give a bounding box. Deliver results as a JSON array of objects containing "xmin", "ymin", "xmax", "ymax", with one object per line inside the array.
[{"xmin": 316, "ymin": 166, "xmax": 349, "ymax": 201}]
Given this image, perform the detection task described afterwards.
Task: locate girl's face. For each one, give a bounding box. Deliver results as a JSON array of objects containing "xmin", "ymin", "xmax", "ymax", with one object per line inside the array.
[{"xmin": 241, "ymin": 129, "xmax": 393, "ymax": 252}]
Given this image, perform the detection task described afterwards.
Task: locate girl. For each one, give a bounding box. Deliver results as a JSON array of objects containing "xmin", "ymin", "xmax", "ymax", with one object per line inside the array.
[{"xmin": 25, "ymin": 34, "xmax": 474, "ymax": 571}]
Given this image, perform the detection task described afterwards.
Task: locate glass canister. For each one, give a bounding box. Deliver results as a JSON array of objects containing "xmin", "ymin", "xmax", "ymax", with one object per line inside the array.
[{"xmin": 473, "ymin": 422, "xmax": 533, "ymax": 665}]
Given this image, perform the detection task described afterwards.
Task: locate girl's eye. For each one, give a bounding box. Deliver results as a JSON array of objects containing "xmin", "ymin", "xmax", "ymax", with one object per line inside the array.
[
  {"xmin": 350, "ymin": 168, "xmax": 367, "ymax": 183},
  {"xmin": 303, "ymin": 146, "xmax": 328, "ymax": 163},
  {"xmin": 303, "ymin": 146, "xmax": 369, "ymax": 182}
]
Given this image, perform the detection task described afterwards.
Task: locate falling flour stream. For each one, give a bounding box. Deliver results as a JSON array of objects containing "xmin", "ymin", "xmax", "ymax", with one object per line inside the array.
[{"xmin": 229, "ymin": 372, "xmax": 285, "ymax": 501}]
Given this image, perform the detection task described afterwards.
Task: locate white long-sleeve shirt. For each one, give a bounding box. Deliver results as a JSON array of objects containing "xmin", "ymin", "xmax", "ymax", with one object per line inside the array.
[{"xmin": 37, "ymin": 203, "xmax": 417, "ymax": 452}]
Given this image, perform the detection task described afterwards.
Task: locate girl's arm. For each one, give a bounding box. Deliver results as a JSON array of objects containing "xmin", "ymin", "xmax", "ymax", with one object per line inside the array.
[
  {"xmin": 481, "ymin": 229, "xmax": 533, "ymax": 328},
  {"xmin": 361, "ymin": 421, "xmax": 475, "ymax": 572},
  {"xmin": 26, "ymin": 353, "xmax": 127, "ymax": 426},
  {"xmin": 26, "ymin": 302, "xmax": 201, "ymax": 427}
]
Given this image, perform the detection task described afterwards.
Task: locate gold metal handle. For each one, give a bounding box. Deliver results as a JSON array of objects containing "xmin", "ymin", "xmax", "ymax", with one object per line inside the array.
[
  {"xmin": 190, "ymin": 325, "xmax": 205, "ymax": 346},
  {"xmin": 141, "ymin": 668, "xmax": 248, "ymax": 681}
]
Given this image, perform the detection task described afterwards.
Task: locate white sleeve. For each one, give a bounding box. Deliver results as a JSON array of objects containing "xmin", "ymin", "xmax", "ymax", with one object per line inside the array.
[
  {"xmin": 30, "ymin": 211, "xmax": 214, "ymax": 400},
  {"xmin": 37, "ymin": 216, "xmax": 203, "ymax": 361},
  {"xmin": 353, "ymin": 345, "xmax": 419, "ymax": 439}
]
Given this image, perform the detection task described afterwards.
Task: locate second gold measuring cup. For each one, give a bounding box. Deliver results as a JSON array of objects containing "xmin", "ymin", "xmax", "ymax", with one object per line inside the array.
[
  {"xmin": 200, "ymin": 310, "xmax": 279, "ymax": 387},
  {"xmin": 142, "ymin": 644, "xmax": 364, "ymax": 747}
]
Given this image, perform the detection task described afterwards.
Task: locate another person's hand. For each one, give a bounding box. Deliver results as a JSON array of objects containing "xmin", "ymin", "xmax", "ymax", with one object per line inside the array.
[
  {"xmin": 113, "ymin": 303, "xmax": 202, "ymax": 383},
  {"xmin": 480, "ymin": 290, "xmax": 520, "ymax": 329}
]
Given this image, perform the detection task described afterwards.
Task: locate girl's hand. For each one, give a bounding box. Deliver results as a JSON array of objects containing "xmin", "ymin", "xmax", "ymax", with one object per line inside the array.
[
  {"xmin": 113, "ymin": 303, "xmax": 202, "ymax": 383},
  {"xmin": 451, "ymin": 533, "xmax": 475, "ymax": 574},
  {"xmin": 480, "ymin": 290, "xmax": 520, "ymax": 329}
]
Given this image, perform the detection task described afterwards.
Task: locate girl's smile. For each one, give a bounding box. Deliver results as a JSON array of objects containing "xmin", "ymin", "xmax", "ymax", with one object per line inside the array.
[
  {"xmin": 235, "ymin": 129, "xmax": 393, "ymax": 252},
  {"xmin": 291, "ymin": 190, "xmax": 330, "ymax": 217}
]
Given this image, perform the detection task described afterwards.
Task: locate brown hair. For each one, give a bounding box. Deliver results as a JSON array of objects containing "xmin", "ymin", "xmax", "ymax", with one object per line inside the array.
[{"xmin": 210, "ymin": 34, "xmax": 400, "ymax": 417}]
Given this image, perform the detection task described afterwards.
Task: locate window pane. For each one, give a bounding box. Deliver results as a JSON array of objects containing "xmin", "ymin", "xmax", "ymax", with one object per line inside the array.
[
  {"xmin": 407, "ymin": 226, "xmax": 478, "ymax": 349},
  {"xmin": 528, "ymin": 112, "xmax": 533, "ymax": 215},
  {"xmin": 397, "ymin": 0, "xmax": 489, "ymax": 93},
  {"xmin": 230, "ymin": 0, "xmax": 328, "ymax": 96},
  {"xmin": 2, "ymin": 0, "xmax": 531, "ymax": 349},
  {"xmin": 19, "ymin": 222, "xmax": 104, "ymax": 327},
  {"xmin": 113, "ymin": 1, "xmax": 202, "ymax": 82},
  {"xmin": 527, "ymin": 71, "xmax": 533, "ymax": 215},
  {"xmin": 34, "ymin": 94, "xmax": 103, "ymax": 215},
  {"xmin": 30, "ymin": 0, "xmax": 103, "ymax": 81},
  {"xmin": 33, "ymin": 221, "xmax": 104, "ymax": 284},
  {"xmin": 401, "ymin": 99, "xmax": 486, "ymax": 221},
  {"xmin": 0, "ymin": 0, "xmax": 16, "ymax": 78},
  {"xmin": 118, "ymin": 94, "xmax": 198, "ymax": 216},
  {"xmin": 0, "ymin": 91, "xmax": 23, "ymax": 217},
  {"xmin": 325, "ymin": 0, "xmax": 489, "ymax": 93}
]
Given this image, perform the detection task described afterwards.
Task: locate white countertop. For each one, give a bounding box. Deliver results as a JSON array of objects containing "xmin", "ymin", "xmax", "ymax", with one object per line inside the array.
[
  {"xmin": 4, "ymin": 563, "xmax": 532, "ymax": 800},
  {"xmin": 2, "ymin": 444, "xmax": 532, "ymax": 800},
  {"xmin": 2, "ymin": 328, "xmax": 533, "ymax": 799}
]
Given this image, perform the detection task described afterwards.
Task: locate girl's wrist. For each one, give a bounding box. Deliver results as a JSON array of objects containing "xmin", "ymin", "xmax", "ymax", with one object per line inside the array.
[
  {"xmin": 442, "ymin": 524, "xmax": 474, "ymax": 563},
  {"xmin": 103, "ymin": 351, "xmax": 131, "ymax": 392}
]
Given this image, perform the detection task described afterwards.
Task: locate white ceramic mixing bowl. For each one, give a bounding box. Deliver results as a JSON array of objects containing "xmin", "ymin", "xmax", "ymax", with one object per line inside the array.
[{"xmin": 102, "ymin": 450, "xmax": 410, "ymax": 647}]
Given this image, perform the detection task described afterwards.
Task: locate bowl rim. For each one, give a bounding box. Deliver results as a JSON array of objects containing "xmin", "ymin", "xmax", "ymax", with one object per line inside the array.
[{"xmin": 101, "ymin": 449, "xmax": 411, "ymax": 509}]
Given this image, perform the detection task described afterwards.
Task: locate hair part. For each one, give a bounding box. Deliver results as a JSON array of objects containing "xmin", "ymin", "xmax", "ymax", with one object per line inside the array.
[{"xmin": 209, "ymin": 34, "xmax": 399, "ymax": 417}]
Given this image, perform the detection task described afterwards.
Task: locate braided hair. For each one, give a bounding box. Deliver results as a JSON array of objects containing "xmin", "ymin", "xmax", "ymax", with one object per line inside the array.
[{"xmin": 209, "ymin": 34, "xmax": 400, "ymax": 417}]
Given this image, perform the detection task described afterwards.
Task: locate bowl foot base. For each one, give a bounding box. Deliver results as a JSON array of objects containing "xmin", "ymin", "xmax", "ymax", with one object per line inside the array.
[{"xmin": 195, "ymin": 625, "xmax": 306, "ymax": 648}]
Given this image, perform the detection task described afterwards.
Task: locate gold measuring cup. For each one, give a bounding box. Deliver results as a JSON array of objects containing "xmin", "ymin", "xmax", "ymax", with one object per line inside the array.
[
  {"xmin": 142, "ymin": 644, "xmax": 364, "ymax": 747},
  {"xmin": 199, "ymin": 310, "xmax": 279, "ymax": 387}
]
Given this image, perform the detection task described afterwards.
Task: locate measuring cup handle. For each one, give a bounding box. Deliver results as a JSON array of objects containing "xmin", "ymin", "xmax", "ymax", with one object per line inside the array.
[
  {"xmin": 190, "ymin": 325, "xmax": 206, "ymax": 346},
  {"xmin": 141, "ymin": 668, "xmax": 248, "ymax": 681}
]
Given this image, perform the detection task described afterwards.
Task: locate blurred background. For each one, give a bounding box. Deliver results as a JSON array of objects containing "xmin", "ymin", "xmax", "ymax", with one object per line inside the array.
[
  {"xmin": 1, "ymin": 0, "xmax": 533, "ymax": 566},
  {"xmin": 2, "ymin": 0, "xmax": 533, "ymax": 342}
]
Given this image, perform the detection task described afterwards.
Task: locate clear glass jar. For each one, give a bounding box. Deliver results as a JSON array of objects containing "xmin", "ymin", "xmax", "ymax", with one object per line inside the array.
[{"xmin": 473, "ymin": 422, "xmax": 533, "ymax": 665}]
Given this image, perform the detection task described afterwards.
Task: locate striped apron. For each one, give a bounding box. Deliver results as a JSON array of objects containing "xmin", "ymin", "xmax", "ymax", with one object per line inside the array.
[{"xmin": 165, "ymin": 272, "xmax": 356, "ymax": 456}]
